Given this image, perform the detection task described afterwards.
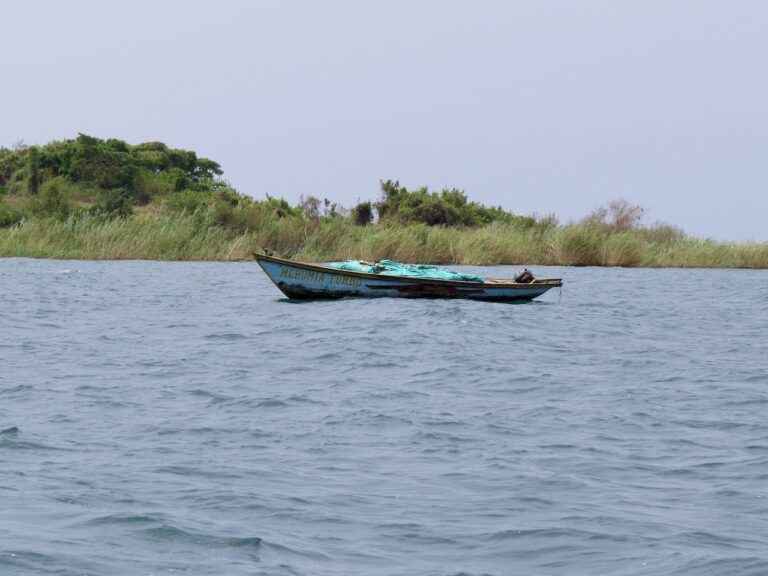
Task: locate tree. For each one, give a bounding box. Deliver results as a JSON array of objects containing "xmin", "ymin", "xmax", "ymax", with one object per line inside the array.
[
  {"xmin": 299, "ymin": 195, "xmax": 321, "ymax": 219},
  {"xmin": 27, "ymin": 146, "xmax": 40, "ymax": 195},
  {"xmin": 351, "ymin": 200, "xmax": 373, "ymax": 226},
  {"xmin": 582, "ymin": 199, "xmax": 645, "ymax": 231}
]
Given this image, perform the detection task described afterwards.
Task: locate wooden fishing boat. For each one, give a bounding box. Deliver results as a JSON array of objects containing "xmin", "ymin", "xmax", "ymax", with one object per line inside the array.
[{"xmin": 255, "ymin": 254, "xmax": 562, "ymax": 302}]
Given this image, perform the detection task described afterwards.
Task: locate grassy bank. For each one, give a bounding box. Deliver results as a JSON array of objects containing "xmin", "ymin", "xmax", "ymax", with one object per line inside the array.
[
  {"xmin": 2, "ymin": 211, "xmax": 766, "ymax": 268},
  {"xmin": 1, "ymin": 135, "xmax": 766, "ymax": 267}
]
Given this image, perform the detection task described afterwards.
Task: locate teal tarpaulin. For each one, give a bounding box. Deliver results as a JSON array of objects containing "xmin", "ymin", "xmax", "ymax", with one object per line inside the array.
[{"xmin": 327, "ymin": 259, "xmax": 484, "ymax": 283}]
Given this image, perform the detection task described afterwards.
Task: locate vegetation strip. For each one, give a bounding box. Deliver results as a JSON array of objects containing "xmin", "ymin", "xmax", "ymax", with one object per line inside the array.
[{"xmin": 1, "ymin": 135, "xmax": 765, "ymax": 267}]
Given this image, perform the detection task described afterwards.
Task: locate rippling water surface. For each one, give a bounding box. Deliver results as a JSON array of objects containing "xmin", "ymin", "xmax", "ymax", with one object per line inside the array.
[{"xmin": 2, "ymin": 259, "xmax": 767, "ymax": 576}]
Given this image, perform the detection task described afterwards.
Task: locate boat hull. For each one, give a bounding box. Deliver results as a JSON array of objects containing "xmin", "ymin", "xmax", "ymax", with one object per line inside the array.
[{"xmin": 256, "ymin": 255, "xmax": 561, "ymax": 302}]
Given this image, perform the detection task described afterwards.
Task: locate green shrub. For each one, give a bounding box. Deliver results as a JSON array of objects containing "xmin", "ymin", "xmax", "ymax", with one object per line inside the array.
[
  {"xmin": 351, "ymin": 201, "xmax": 373, "ymax": 226},
  {"xmin": 95, "ymin": 188, "xmax": 133, "ymax": 218},
  {"xmin": 374, "ymin": 180, "xmax": 530, "ymax": 227},
  {"xmin": 165, "ymin": 189, "xmax": 214, "ymax": 214},
  {"xmin": 32, "ymin": 178, "xmax": 72, "ymax": 219},
  {"xmin": 0, "ymin": 201, "xmax": 27, "ymax": 227}
]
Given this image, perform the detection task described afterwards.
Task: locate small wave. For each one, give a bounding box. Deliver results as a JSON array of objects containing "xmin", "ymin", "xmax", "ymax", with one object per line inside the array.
[
  {"xmin": 362, "ymin": 360, "xmax": 399, "ymax": 368},
  {"xmin": 261, "ymin": 539, "xmax": 332, "ymax": 561},
  {"xmin": 84, "ymin": 513, "xmax": 163, "ymax": 526},
  {"xmin": 0, "ymin": 550, "xmax": 58, "ymax": 571},
  {"xmin": 375, "ymin": 522, "xmax": 423, "ymax": 530},
  {"xmin": 287, "ymin": 394, "xmax": 324, "ymax": 405},
  {"xmin": 727, "ymin": 398, "xmax": 768, "ymax": 406},
  {"xmin": 669, "ymin": 529, "xmax": 765, "ymax": 550},
  {"xmin": 0, "ymin": 426, "xmax": 19, "ymax": 435},
  {"xmin": 257, "ymin": 398, "xmax": 289, "ymax": 408},
  {"xmin": 383, "ymin": 531, "xmax": 458, "ymax": 546},
  {"xmin": 189, "ymin": 388, "xmax": 231, "ymax": 402},
  {"xmin": 488, "ymin": 527, "xmax": 625, "ymax": 543},
  {"xmin": 424, "ymin": 419, "xmax": 466, "ymax": 428},
  {"xmin": 676, "ymin": 555, "xmax": 768, "ymax": 576},
  {"xmin": 679, "ymin": 419, "xmax": 753, "ymax": 431},
  {"xmin": 154, "ymin": 465, "xmax": 243, "ymax": 480},
  {"xmin": 141, "ymin": 524, "xmax": 262, "ymax": 550},
  {"xmin": 513, "ymin": 496, "xmax": 556, "ymax": 506},
  {"xmin": 693, "ymin": 461, "xmax": 728, "ymax": 469},
  {"xmin": 0, "ymin": 436, "xmax": 68, "ymax": 451},
  {"xmin": 710, "ymin": 488, "xmax": 743, "ymax": 498},
  {"xmin": 155, "ymin": 426, "xmax": 220, "ymax": 437},
  {"xmin": 370, "ymin": 412, "xmax": 410, "ymax": 424},
  {"xmin": 653, "ymin": 375, "xmax": 688, "ymax": 383},
  {"xmin": 204, "ymin": 332, "xmax": 248, "ymax": 340},
  {"xmin": 0, "ymin": 384, "xmax": 33, "ymax": 395},
  {"xmin": 661, "ymin": 468, "xmax": 696, "ymax": 476}
]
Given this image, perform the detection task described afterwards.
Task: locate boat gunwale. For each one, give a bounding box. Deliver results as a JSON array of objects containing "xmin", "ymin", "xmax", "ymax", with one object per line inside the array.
[{"xmin": 255, "ymin": 254, "xmax": 562, "ymax": 288}]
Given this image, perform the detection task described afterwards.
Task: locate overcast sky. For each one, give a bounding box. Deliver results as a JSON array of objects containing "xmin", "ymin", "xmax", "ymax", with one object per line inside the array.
[{"xmin": 3, "ymin": 0, "xmax": 766, "ymax": 240}]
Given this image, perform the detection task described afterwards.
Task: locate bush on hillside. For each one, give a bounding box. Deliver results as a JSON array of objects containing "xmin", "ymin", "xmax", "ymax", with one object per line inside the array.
[
  {"xmin": 0, "ymin": 134, "xmax": 226, "ymax": 205},
  {"xmin": 374, "ymin": 179, "xmax": 531, "ymax": 227}
]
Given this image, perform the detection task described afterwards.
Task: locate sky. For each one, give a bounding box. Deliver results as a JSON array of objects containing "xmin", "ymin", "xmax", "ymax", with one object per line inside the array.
[{"xmin": 3, "ymin": 0, "xmax": 766, "ymax": 241}]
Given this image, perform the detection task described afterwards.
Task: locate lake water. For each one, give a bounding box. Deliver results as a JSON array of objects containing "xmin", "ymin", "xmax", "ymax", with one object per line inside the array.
[{"xmin": 2, "ymin": 258, "xmax": 767, "ymax": 576}]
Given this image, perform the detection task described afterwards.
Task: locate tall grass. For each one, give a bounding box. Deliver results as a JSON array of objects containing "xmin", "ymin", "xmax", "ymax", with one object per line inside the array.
[
  {"xmin": 0, "ymin": 213, "xmax": 242, "ymax": 260},
  {"xmin": 1, "ymin": 211, "xmax": 766, "ymax": 268},
  {"xmin": 641, "ymin": 238, "xmax": 768, "ymax": 269},
  {"xmin": 3, "ymin": 139, "xmax": 764, "ymax": 268}
]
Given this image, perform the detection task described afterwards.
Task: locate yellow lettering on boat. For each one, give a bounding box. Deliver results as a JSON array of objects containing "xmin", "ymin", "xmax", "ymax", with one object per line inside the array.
[
  {"xmin": 283, "ymin": 268, "xmax": 360, "ymax": 287},
  {"xmin": 280, "ymin": 268, "xmax": 329, "ymax": 283},
  {"xmin": 326, "ymin": 274, "xmax": 361, "ymax": 287}
]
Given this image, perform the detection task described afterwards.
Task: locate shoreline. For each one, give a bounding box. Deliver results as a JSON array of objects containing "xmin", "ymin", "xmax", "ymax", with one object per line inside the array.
[
  {"xmin": 3, "ymin": 255, "xmax": 768, "ymax": 272},
  {"xmin": 2, "ymin": 213, "xmax": 766, "ymax": 269},
  {"xmin": 2, "ymin": 137, "xmax": 765, "ymax": 270}
]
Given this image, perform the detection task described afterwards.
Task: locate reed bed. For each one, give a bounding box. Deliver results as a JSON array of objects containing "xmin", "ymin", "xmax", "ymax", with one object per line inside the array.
[
  {"xmin": 1, "ymin": 212, "xmax": 766, "ymax": 268},
  {"xmin": 3, "ymin": 138, "xmax": 764, "ymax": 268}
]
